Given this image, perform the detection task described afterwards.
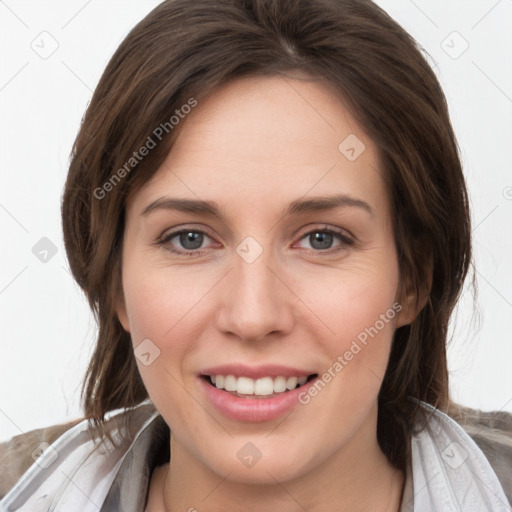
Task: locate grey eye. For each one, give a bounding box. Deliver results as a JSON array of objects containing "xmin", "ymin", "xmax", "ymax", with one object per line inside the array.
[
  {"xmin": 308, "ymin": 232, "xmax": 335, "ymax": 250},
  {"xmin": 175, "ymin": 231, "xmax": 204, "ymax": 250}
]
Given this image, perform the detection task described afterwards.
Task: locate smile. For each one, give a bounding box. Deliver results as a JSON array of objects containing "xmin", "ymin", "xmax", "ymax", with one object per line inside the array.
[
  {"xmin": 204, "ymin": 374, "xmax": 317, "ymax": 398},
  {"xmin": 199, "ymin": 365, "xmax": 319, "ymax": 422}
]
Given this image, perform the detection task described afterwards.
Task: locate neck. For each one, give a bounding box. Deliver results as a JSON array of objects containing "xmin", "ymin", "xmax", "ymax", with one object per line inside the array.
[{"xmin": 162, "ymin": 409, "xmax": 405, "ymax": 512}]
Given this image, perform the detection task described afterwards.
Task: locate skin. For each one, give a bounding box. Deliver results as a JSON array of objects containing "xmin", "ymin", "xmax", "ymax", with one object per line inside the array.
[{"xmin": 117, "ymin": 74, "xmax": 424, "ymax": 511}]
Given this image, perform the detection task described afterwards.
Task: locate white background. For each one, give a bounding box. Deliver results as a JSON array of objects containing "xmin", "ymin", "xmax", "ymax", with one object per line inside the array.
[{"xmin": 0, "ymin": 0, "xmax": 511, "ymax": 442}]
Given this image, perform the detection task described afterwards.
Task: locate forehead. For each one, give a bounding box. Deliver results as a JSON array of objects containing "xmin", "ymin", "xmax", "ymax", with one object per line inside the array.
[{"xmin": 130, "ymin": 75, "xmax": 387, "ymax": 218}]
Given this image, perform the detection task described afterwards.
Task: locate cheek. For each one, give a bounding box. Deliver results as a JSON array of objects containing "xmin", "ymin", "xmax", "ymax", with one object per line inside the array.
[
  {"xmin": 299, "ymin": 258, "xmax": 400, "ymax": 345},
  {"xmin": 121, "ymin": 269, "xmax": 207, "ymax": 418},
  {"xmin": 122, "ymin": 264, "xmax": 210, "ymax": 347},
  {"xmin": 298, "ymin": 273, "xmax": 400, "ymax": 433},
  {"xmin": 296, "ymin": 255, "xmax": 401, "ymax": 401},
  {"xmin": 121, "ymin": 264, "xmax": 221, "ymax": 410}
]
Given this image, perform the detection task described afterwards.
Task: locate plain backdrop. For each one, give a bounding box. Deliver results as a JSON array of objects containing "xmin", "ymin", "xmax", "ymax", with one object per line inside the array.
[{"xmin": 0, "ymin": 0, "xmax": 511, "ymax": 442}]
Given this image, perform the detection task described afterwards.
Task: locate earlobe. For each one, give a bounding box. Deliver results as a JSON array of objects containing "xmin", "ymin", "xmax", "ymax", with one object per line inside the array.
[
  {"xmin": 395, "ymin": 262, "xmax": 433, "ymax": 328},
  {"xmin": 116, "ymin": 297, "xmax": 131, "ymax": 333},
  {"xmin": 114, "ymin": 262, "xmax": 130, "ymax": 332},
  {"xmin": 395, "ymin": 290, "xmax": 427, "ymax": 328}
]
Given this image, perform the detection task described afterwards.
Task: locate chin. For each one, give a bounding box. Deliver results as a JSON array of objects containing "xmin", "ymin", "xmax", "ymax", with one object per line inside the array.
[{"xmin": 192, "ymin": 432, "xmax": 324, "ymax": 485}]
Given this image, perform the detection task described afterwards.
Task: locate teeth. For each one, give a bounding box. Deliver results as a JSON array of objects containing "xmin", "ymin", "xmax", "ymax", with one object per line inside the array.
[
  {"xmin": 254, "ymin": 377, "xmax": 274, "ymax": 395},
  {"xmin": 286, "ymin": 377, "xmax": 298, "ymax": 390},
  {"xmin": 237, "ymin": 376, "xmax": 254, "ymax": 395},
  {"xmin": 209, "ymin": 374, "xmax": 310, "ymax": 395},
  {"xmin": 224, "ymin": 375, "xmax": 237, "ymax": 392},
  {"xmin": 273, "ymin": 376, "xmax": 287, "ymax": 393}
]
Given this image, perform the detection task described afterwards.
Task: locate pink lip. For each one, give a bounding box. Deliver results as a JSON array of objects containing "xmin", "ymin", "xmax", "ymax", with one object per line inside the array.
[
  {"xmin": 200, "ymin": 363, "xmax": 313, "ymax": 379},
  {"xmin": 199, "ymin": 374, "xmax": 319, "ymax": 423}
]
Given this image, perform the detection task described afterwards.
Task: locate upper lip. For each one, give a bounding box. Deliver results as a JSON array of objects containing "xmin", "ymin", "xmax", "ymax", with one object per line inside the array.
[{"xmin": 200, "ymin": 364, "xmax": 316, "ymax": 380}]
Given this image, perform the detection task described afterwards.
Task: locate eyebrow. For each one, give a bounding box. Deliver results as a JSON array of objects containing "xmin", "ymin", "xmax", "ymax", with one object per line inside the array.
[{"xmin": 141, "ymin": 193, "xmax": 374, "ymax": 219}]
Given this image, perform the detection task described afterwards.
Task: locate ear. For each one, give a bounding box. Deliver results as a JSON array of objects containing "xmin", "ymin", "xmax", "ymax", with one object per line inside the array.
[
  {"xmin": 116, "ymin": 295, "xmax": 131, "ymax": 333},
  {"xmin": 113, "ymin": 257, "xmax": 130, "ymax": 332},
  {"xmin": 395, "ymin": 261, "xmax": 433, "ymax": 328}
]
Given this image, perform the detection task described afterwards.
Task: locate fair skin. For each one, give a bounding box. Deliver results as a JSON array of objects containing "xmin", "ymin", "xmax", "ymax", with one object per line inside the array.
[{"xmin": 117, "ymin": 74, "xmax": 422, "ymax": 511}]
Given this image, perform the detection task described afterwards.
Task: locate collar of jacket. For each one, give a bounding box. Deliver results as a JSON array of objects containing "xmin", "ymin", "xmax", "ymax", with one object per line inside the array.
[{"xmin": 0, "ymin": 400, "xmax": 510, "ymax": 512}]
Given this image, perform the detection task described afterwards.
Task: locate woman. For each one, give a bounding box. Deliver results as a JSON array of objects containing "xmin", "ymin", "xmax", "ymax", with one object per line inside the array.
[{"xmin": 1, "ymin": 0, "xmax": 510, "ymax": 510}]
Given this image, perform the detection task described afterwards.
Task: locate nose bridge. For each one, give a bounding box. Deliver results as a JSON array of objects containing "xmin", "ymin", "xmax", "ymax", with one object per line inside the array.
[{"xmin": 216, "ymin": 238, "xmax": 293, "ymax": 341}]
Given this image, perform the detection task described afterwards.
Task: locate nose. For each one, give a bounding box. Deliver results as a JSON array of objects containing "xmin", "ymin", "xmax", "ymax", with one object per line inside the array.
[{"xmin": 215, "ymin": 243, "xmax": 295, "ymax": 343}]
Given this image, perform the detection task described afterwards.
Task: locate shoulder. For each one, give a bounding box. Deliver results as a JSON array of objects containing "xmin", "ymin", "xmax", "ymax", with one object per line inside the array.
[
  {"xmin": 0, "ymin": 418, "xmax": 82, "ymax": 499},
  {"xmin": 409, "ymin": 401, "xmax": 512, "ymax": 509},
  {"xmin": 398, "ymin": 402, "xmax": 512, "ymax": 511},
  {"xmin": 446, "ymin": 403, "xmax": 512, "ymax": 503},
  {"xmin": 0, "ymin": 402, "xmax": 159, "ymax": 506}
]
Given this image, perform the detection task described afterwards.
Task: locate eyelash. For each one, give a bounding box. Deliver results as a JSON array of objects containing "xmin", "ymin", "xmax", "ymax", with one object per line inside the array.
[{"xmin": 156, "ymin": 225, "xmax": 354, "ymax": 257}]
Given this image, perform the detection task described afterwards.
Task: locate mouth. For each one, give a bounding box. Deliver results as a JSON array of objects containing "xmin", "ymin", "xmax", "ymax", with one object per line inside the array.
[
  {"xmin": 198, "ymin": 364, "xmax": 321, "ymax": 421},
  {"xmin": 201, "ymin": 373, "xmax": 318, "ymax": 399}
]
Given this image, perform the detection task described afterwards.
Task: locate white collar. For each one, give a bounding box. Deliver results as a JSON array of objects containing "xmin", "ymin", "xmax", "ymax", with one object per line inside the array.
[
  {"xmin": 1, "ymin": 401, "xmax": 510, "ymax": 511},
  {"xmin": 401, "ymin": 402, "xmax": 510, "ymax": 511}
]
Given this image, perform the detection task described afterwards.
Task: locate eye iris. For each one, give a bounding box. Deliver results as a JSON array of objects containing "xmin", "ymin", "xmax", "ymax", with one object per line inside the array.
[
  {"xmin": 180, "ymin": 231, "xmax": 203, "ymax": 250},
  {"xmin": 310, "ymin": 232, "xmax": 333, "ymax": 250}
]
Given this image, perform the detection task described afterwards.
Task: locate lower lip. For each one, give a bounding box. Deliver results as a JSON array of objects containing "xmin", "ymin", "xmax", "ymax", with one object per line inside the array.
[{"xmin": 199, "ymin": 377, "xmax": 317, "ymax": 422}]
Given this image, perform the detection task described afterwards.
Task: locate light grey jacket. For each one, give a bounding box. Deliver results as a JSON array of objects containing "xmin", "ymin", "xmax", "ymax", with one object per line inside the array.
[{"xmin": 0, "ymin": 401, "xmax": 511, "ymax": 511}]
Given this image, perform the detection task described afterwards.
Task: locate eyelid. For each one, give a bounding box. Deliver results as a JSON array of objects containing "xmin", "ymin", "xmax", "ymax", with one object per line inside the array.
[
  {"xmin": 294, "ymin": 224, "xmax": 354, "ymax": 242},
  {"xmin": 292, "ymin": 225, "xmax": 354, "ymax": 251},
  {"xmin": 157, "ymin": 226, "xmax": 218, "ymax": 255},
  {"xmin": 157, "ymin": 223, "xmax": 355, "ymax": 256},
  {"xmin": 158, "ymin": 223, "xmax": 215, "ymax": 241}
]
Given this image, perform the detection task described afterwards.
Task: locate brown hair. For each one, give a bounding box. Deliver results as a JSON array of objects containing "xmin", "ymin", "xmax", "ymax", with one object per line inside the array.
[{"xmin": 62, "ymin": 0, "xmax": 472, "ymax": 470}]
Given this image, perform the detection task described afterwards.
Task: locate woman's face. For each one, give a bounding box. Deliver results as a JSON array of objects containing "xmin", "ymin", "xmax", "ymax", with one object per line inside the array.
[{"xmin": 117, "ymin": 75, "xmax": 416, "ymax": 484}]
